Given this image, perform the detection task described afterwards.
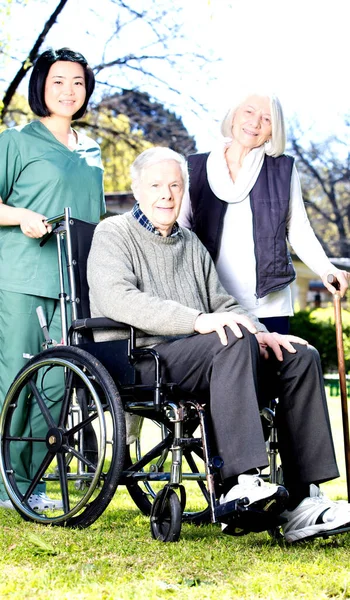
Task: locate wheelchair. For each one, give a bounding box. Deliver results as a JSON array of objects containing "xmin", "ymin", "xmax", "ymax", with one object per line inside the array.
[{"xmin": 0, "ymin": 207, "xmax": 284, "ymax": 542}]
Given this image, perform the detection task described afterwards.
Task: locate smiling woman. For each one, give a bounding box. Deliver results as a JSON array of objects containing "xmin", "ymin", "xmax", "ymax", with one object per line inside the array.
[
  {"xmin": 178, "ymin": 92, "xmax": 350, "ymax": 335},
  {"xmin": 0, "ymin": 47, "xmax": 106, "ymax": 512},
  {"xmin": 40, "ymin": 61, "xmax": 87, "ymax": 148}
]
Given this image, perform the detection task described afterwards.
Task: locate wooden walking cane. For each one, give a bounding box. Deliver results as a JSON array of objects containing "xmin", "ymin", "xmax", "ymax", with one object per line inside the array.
[{"xmin": 327, "ymin": 274, "xmax": 350, "ymax": 502}]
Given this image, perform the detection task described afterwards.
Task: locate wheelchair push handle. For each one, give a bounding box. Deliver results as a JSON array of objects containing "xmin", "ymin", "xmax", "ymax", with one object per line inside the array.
[
  {"xmin": 45, "ymin": 211, "xmax": 66, "ymax": 226},
  {"xmin": 39, "ymin": 211, "xmax": 67, "ymax": 247}
]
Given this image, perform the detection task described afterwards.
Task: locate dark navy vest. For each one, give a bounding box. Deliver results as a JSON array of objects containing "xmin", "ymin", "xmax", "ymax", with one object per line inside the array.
[{"xmin": 188, "ymin": 152, "xmax": 296, "ymax": 299}]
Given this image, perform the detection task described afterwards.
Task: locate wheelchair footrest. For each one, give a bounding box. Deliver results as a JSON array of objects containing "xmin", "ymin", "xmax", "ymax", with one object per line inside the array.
[
  {"xmin": 216, "ymin": 498, "xmax": 287, "ymax": 536},
  {"xmin": 215, "ymin": 497, "xmax": 250, "ymax": 523}
]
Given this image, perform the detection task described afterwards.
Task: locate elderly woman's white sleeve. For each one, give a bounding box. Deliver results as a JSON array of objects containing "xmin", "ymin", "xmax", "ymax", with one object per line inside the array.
[
  {"xmin": 177, "ymin": 188, "xmax": 193, "ymax": 229},
  {"xmin": 287, "ymin": 164, "xmax": 332, "ymax": 276}
]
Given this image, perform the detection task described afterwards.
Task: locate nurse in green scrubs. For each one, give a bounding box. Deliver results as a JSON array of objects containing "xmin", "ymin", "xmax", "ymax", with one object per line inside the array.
[{"xmin": 0, "ymin": 48, "xmax": 106, "ymax": 510}]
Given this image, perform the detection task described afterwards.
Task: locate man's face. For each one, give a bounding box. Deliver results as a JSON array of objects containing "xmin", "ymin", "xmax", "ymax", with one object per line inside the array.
[{"xmin": 137, "ymin": 160, "xmax": 184, "ymax": 237}]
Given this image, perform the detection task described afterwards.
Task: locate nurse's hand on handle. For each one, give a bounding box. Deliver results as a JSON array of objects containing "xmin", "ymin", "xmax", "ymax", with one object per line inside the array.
[
  {"xmin": 0, "ymin": 199, "xmax": 51, "ymax": 239},
  {"xmin": 18, "ymin": 209, "xmax": 52, "ymax": 238}
]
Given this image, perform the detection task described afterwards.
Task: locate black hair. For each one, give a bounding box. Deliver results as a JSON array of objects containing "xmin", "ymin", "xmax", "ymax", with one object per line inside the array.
[{"xmin": 28, "ymin": 47, "xmax": 95, "ymax": 120}]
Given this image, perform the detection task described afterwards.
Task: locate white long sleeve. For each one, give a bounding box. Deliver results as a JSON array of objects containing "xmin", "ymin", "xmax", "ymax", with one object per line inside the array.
[{"xmin": 287, "ymin": 166, "xmax": 332, "ymax": 277}]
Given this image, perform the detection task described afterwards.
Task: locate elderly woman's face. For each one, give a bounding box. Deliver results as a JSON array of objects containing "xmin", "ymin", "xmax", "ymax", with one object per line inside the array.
[
  {"xmin": 137, "ymin": 160, "xmax": 184, "ymax": 237},
  {"xmin": 231, "ymin": 95, "xmax": 272, "ymax": 149}
]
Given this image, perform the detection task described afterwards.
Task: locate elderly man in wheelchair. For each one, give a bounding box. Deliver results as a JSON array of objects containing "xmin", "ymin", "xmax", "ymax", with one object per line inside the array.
[
  {"xmin": 1, "ymin": 146, "xmax": 350, "ymax": 544},
  {"xmin": 85, "ymin": 146, "xmax": 350, "ymax": 544}
]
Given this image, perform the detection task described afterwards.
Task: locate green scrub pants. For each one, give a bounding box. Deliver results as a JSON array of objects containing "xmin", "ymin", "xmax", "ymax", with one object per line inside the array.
[{"xmin": 0, "ymin": 290, "xmax": 63, "ymax": 499}]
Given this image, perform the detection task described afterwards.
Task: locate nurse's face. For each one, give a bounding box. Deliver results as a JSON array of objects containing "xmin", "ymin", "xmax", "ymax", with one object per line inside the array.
[{"xmin": 44, "ymin": 61, "xmax": 86, "ymax": 119}]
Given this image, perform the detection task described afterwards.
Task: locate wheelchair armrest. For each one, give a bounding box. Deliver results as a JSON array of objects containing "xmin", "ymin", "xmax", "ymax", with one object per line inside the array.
[
  {"xmin": 71, "ymin": 317, "xmax": 129, "ymax": 330},
  {"xmin": 70, "ymin": 318, "xmax": 163, "ymax": 409}
]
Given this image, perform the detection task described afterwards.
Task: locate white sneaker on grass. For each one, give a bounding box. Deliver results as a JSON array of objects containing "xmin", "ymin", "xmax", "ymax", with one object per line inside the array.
[
  {"xmin": 282, "ymin": 484, "xmax": 350, "ymax": 543},
  {"xmin": 28, "ymin": 493, "xmax": 63, "ymax": 512},
  {"xmin": 220, "ymin": 474, "xmax": 288, "ymax": 532}
]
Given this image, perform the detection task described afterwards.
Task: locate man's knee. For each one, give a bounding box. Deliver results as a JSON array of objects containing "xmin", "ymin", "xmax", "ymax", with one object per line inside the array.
[{"xmin": 282, "ymin": 342, "xmax": 321, "ymax": 370}]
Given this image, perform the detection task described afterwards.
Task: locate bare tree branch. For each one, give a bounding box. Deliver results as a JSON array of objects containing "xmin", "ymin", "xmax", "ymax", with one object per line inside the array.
[
  {"xmin": 0, "ymin": 0, "xmax": 70, "ymax": 122},
  {"xmin": 288, "ymin": 123, "xmax": 350, "ymax": 257}
]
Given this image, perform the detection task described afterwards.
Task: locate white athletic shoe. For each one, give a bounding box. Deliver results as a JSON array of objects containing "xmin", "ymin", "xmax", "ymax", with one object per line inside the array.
[
  {"xmin": 282, "ymin": 484, "xmax": 350, "ymax": 543},
  {"xmin": 0, "ymin": 498, "xmax": 15, "ymax": 510},
  {"xmin": 220, "ymin": 474, "xmax": 288, "ymax": 532},
  {"xmin": 28, "ymin": 493, "xmax": 63, "ymax": 512}
]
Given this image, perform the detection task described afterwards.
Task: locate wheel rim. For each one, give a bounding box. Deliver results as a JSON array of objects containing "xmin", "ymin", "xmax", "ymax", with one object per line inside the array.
[{"xmin": 0, "ymin": 355, "xmax": 112, "ymax": 524}]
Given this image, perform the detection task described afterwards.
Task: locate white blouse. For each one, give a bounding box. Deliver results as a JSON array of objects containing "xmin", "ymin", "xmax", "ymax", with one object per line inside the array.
[{"xmin": 178, "ymin": 141, "xmax": 332, "ymax": 318}]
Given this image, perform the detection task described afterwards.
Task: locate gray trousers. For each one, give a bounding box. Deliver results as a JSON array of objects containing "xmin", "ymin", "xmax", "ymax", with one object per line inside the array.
[{"xmin": 137, "ymin": 328, "xmax": 339, "ymax": 486}]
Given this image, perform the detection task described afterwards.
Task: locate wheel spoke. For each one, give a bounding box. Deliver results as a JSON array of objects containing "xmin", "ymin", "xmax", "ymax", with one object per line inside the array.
[
  {"xmin": 29, "ymin": 380, "xmax": 57, "ymax": 428},
  {"xmin": 63, "ymin": 444, "xmax": 98, "ymax": 473},
  {"xmin": 66, "ymin": 412, "xmax": 97, "ymax": 438},
  {"xmin": 57, "ymin": 452, "xmax": 70, "ymax": 513},
  {"xmin": 23, "ymin": 450, "xmax": 55, "ymax": 501},
  {"xmin": 58, "ymin": 369, "xmax": 74, "ymax": 428}
]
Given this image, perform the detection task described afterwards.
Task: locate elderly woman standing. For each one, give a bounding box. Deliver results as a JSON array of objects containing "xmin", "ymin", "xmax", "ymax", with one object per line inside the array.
[{"xmin": 178, "ymin": 93, "xmax": 349, "ymax": 334}]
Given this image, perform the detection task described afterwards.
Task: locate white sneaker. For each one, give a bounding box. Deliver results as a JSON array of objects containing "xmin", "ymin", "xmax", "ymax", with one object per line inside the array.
[
  {"xmin": 0, "ymin": 498, "xmax": 15, "ymax": 510},
  {"xmin": 220, "ymin": 474, "xmax": 288, "ymax": 532},
  {"xmin": 282, "ymin": 484, "xmax": 350, "ymax": 543},
  {"xmin": 28, "ymin": 493, "xmax": 63, "ymax": 512}
]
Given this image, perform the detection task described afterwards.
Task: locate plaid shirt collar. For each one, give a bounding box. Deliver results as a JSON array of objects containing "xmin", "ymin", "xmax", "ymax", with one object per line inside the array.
[{"xmin": 131, "ymin": 203, "xmax": 180, "ymax": 238}]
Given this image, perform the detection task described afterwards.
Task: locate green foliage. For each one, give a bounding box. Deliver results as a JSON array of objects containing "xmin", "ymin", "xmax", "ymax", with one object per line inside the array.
[
  {"xmin": 1, "ymin": 92, "xmax": 33, "ymax": 129},
  {"xmin": 290, "ymin": 306, "xmax": 350, "ymax": 373},
  {"xmin": 78, "ymin": 109, "xmax": 152, "ymax": 192}
]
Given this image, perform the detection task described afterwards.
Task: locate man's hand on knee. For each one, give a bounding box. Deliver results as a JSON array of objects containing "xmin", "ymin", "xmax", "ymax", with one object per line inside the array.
[
  {"xmin": 256, "ymin": 332, "xmax": 308, "ymax": 361},
  {"xmin": 194, "ymin": 312, "xmax": 258, "ymax": 345}
]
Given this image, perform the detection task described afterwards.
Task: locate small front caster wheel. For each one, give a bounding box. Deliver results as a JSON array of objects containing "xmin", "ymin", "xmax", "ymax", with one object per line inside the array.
[{"xmin": 150, "ymin": 488, "xmax": 182, "ymax": 542}]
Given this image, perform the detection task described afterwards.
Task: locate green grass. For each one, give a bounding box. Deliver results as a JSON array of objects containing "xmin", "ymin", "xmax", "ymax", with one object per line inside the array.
[{"xmin": 1, "ymin": 394, "xmax": 350, "ymax": 600}]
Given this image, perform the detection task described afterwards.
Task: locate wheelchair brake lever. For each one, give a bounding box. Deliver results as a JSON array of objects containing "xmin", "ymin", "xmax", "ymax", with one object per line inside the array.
[{"xmin": 36, "ymin": 306, "xmax": 58, "ymax": 349}]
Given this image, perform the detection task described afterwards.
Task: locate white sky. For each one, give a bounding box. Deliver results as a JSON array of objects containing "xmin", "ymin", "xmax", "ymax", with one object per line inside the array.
[{"xmin": 1, "ymin": 0, "xmax": 349, "ymax": 152}]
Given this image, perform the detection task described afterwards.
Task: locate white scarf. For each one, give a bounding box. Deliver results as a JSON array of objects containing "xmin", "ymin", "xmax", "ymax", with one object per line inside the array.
[{"xmin": 206, "ymin": 139, "xmax": 266, "ymax": 204}]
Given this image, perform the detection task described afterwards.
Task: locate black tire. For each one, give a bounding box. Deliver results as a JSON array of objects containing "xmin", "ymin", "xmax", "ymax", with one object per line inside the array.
[
  {"xmin": 124, "ymin": 416, "xmax": 211, "ymax": 526},
  {"xmin": 0, "ymin": 346, "xmax": 126, "ymax": 528},
  {"xmin": 150, "ymin": 488, "xmax": 182, "ymax": 542}
]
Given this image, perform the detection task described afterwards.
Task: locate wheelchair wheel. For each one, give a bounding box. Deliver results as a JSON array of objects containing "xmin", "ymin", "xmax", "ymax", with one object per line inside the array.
[
  {"xmin": 150, "ymin": 487, "xmax": 182, "ymax": 542},
  {"xmin": 0, "ymin": 346, "xmax": 126, "ymax": 528},
  {"xmin": 124, "ymin": 416, "xmax": 211, "ymax": 526}
]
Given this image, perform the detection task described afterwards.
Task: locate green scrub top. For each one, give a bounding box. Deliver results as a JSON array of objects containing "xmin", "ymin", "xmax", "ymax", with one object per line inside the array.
[{"xmin": 0, "ymin": 121, "xmax": 105, "ymax": 298}]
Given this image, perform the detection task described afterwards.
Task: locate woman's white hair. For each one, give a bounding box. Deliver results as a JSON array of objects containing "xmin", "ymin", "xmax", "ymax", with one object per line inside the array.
[
  {"xmin": 130, "ymin": 146, "xmax": 189, "ymax": 199},
  {"xmin": 220, "ymin": 93, "xmax": 286, "ymax": 157}
]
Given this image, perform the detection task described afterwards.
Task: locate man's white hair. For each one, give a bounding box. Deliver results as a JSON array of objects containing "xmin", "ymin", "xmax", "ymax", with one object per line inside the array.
[{"xmin": 130, "ymin": 146, "xmax": 189, "ymax": 199}]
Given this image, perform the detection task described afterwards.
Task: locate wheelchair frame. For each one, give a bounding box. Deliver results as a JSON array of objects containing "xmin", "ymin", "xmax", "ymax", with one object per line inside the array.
[{"xmin": 0, "ymin": 207, "xmax": 284, "ymax": 541}]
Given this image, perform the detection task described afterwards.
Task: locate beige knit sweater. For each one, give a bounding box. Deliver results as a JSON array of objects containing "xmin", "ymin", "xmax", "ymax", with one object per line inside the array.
[{"xmin": 87, "ymin": 212, "xmax": 266, "ymax": 347}]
